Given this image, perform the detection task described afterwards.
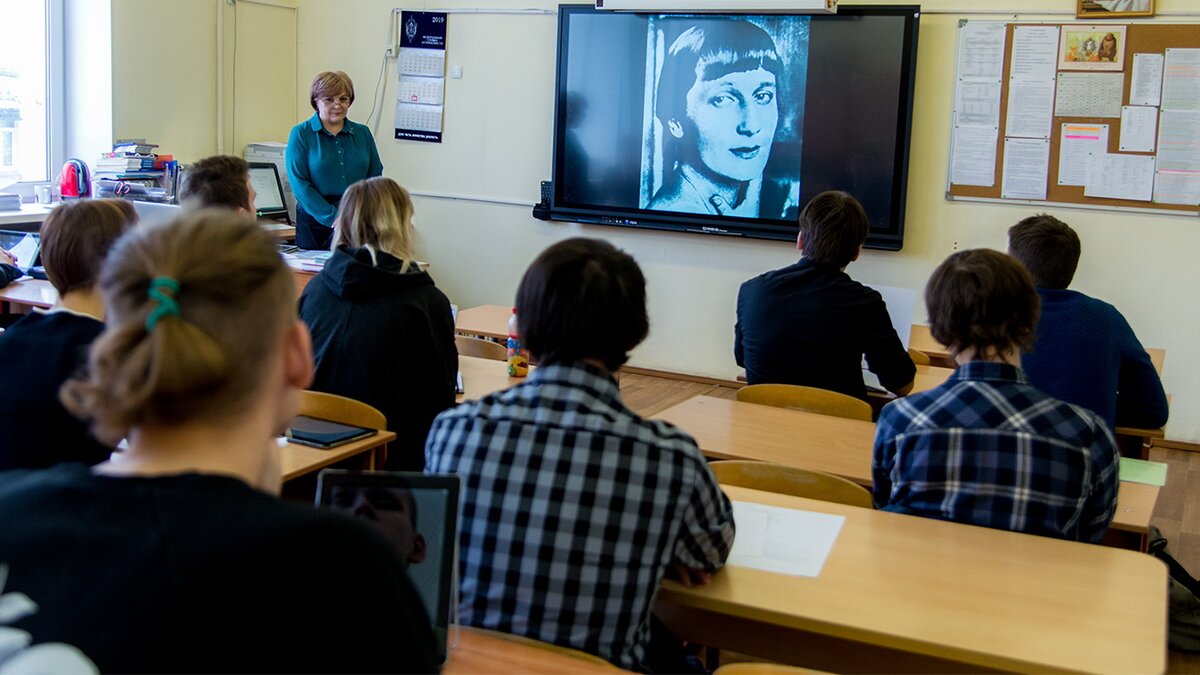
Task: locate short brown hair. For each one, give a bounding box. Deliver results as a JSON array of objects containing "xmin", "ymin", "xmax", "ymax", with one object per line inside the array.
[
  {"xmin": 179, "ymin": 155, "xmax": 251, "ymax": 212},
  {"xmin": 309, "ymin": 71, "xmax": 355, "ymax": 111},
  {"xmin": 1007, "ymin": 214, "xmax": 1081, "ymax": 289},
  {"xmin": 61, "ymin": 209, "xmax": 295, "ymax": 445},
  {"xmin": 926, "ymin": 249, "xmax": 1040, "ymax": 359},
  {"xmin": 798, "ymin": 191, "xmax": 869, "ymax": 267},
  {"xmin": 516, "ymin": 238, "xmax": 649, "ymax": 373},
  {"xmin": 39, "ymin": 199, "xmax": 138, "ymax": 295},
  {"xmin": 332, "ymin": 177, "xmax": 417, "ymax": 271}
]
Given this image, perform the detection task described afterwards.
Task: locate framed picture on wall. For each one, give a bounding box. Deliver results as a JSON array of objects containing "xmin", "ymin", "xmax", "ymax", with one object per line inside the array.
[
  {"xmin": 1059, "ymin": 25, "xmax": 1127, "ymax": 70},
  {"xmin": 1077, "ymin": 0, "xmax": 1155, "ymax": 19}
]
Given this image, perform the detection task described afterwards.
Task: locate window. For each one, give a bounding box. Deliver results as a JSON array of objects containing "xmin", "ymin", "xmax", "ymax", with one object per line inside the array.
[{"xmin": 0, "ymin": 0, "xmax": 61, "ymax": 186}]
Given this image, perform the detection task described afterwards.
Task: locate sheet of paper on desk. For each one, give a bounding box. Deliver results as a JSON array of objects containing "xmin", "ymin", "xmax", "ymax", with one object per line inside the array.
[
  {"xmin": 728, "ymin": 501, "xmax": 845, "ymax": 577},
  {"xmin": 1120, "ymin": 457, "xmax": 1168, "ymax": 487}
]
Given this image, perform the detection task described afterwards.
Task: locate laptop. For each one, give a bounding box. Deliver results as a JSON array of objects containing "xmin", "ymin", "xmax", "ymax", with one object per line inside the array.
[
  {"xmin": 131, "ymin": 201, "xmax": 182, "ymax": 229},
  {"xmin": 248, "ymin": 162, "xmax": 292, "ymax": 225},
  {"xmin": 315, "ymin": 470, "xmax": 460, "ymax": 664},
  {"xmin": 0, "ymin": 230, "xmax": 41, "ymax": 273}
]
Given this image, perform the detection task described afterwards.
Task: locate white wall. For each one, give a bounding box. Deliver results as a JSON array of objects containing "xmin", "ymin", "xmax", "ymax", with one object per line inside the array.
[
  {"xmin": 108, "ymin": 0, "xmax": 1199, "ymax": 441},
  {"xmin": 64, "ymin": 0, "xmax": 112, "ymax": 163},
  {"xmin": 111, "ymin": 0, "xmax": 219, "ymax": 162}
]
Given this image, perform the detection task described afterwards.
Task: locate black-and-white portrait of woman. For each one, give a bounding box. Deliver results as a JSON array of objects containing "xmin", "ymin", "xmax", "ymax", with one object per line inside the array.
[{"xmin": 642, "ymin": 16, "xmax": 809, "ymax": 220}]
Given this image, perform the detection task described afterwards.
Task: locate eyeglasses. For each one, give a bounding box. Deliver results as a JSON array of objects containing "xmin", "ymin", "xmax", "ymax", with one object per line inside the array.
[{"xmin": 319, "ymin": 96, "xmax": 351, "ymax": 106}]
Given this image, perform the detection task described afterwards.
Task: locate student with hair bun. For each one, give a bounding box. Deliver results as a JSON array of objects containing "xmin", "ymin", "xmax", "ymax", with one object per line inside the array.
[
  {"xmin": 300, "ymin": 176, "xmax": 457, "ymax": 471},
  {"xmin": 0, "ymin": 199, "xmax": 136, "ymax": 471},
  {"xmin": 0, "ymin": 210, "xmax": 437, "ymax": 673}
]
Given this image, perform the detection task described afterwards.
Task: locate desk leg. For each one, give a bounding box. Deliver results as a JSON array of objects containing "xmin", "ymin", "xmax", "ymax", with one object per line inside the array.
[{"xmin": 1116, "ymin": 433, "xmax": 1151, "ymax": 460}]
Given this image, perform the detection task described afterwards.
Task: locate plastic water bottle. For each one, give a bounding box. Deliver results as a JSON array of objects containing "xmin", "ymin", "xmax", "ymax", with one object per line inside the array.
[{"xmin": 507, "ymin": 307, "xmax": 530, "ymax": 377}]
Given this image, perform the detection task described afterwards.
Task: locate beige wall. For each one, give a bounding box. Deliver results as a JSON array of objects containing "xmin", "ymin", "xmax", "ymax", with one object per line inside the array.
[
  {"xmin": 109, "ymin": 0, "xmax": 1200, "ymax": 441},
  {"xmin": 111, "ymin": 0, "xmax": 218, "ymax": 162}
]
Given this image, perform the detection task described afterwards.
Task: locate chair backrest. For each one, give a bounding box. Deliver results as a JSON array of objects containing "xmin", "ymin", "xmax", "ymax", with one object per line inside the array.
[
  {"xmin": 455, "ymin": 335, "xmax": 508, "ymax": 361},
  {"xmin": 299, "ymin": 390, "xmax": 387, "ymax": 429},
  {"xmin": 710, "ymin": 460, "xmax": 873, "ymax": 509},
  {"xmin": 908, "ymin": 348, "xmax": 931, "ymax": 366},
  {"xmin": 736, "ymin": 384, "xmax": 873, "ymax": 422}
]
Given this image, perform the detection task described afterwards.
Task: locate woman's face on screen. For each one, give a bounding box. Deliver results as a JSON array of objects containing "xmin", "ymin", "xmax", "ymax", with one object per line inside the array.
[{"xmin": 683, "ymin": 66, "xmax": 778, "ymax": 182}]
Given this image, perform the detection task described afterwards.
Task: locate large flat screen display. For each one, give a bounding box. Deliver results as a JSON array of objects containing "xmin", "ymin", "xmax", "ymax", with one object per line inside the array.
[{"xmin": 548, "ymin": 5, "xmax": 920, "ymax": 250}]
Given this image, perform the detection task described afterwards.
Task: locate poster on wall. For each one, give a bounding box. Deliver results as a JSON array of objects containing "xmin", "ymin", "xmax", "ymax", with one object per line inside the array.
[{"xmin": 395, "ymin": 11, "xmax": 447, "ymax": 143}]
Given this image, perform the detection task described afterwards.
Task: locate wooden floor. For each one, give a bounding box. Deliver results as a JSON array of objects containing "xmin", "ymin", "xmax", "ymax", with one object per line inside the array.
[{"xmin": 617, "ymin": 371, "xmax": 1200, "ymax": 673}]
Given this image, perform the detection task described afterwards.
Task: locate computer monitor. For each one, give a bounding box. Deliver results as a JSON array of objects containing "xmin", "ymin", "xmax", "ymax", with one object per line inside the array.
[
  {"xmin": 131, "ymin": 201, "xmax": 182, "ymax": 229},
  {"xmin": 247, "ymin": 162, "xmax": 290, "ymax": 224}
]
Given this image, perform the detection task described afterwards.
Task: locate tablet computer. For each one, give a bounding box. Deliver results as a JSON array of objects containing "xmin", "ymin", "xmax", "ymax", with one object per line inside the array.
[
  {"xmin": 315, "ymin": 471, "xmax": 460, "ymax": 664},
  {"xmin": 285, "ymin": 415, "xmax": 374, "ymax": 449}
]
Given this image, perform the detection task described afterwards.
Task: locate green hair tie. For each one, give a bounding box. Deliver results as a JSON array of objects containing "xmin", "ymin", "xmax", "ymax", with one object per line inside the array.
[{"xmin": 145, "ymin": 276, "xmax": 181, "ymax": 333}]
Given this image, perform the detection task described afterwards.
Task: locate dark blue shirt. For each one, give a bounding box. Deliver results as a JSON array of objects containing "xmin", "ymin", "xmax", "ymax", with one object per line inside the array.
[
  {"xmin": 0, "ymin": 310, "xmax": 111, "ymax": 470},
  {"xmin": 1023, "ymin": 288, "xmax": 1167, "ymax": 430},
  {"xmin": 873, "ymin": 361, "xmax": 1119, "ymax": 544},
  {"xmin": 286, "ymin": 113, "xmax": 383, "ymax": 227},
  {"xmin": 735, "ymin": 257, "xmax": 915, "ymax": 398}
]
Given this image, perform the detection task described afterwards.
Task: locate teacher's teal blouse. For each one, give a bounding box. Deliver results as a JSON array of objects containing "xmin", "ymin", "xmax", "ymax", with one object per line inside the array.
[{"xmin": 286, "ymin": 113, "xmax": 384, "ymax": 227}]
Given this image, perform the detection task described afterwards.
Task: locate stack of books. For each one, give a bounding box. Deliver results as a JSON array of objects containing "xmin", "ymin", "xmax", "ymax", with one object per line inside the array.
[
  {"xmin": 94, "ymin": 139, "xmax": 173, "ymax": 202},
  {"xmin": 0, "ymin": 193, "xmax": 21, "ymax": 211}
]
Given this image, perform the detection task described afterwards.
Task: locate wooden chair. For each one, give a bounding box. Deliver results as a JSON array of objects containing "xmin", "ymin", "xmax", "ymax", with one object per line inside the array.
[
  {"xmin": 736, "ymin": 384, "xmax": 873, "ymax": 422},
  {"xmin": 467, "ymin": 627, "xmax": 615, "ymax": 667},
  {"xmin": 710, "ymin": 460, "xmax": 873, "ymax": 509},
  {"xmin": 455, "ymin": 334, "xmax": 508, "ymax": 361},
  {"xmin": 298, "ymin": 390, "xmax": 388, "ymax": 468},
  {"xmin": 907, "ymin": 348, "xmax": 931, "ymax": 366}
]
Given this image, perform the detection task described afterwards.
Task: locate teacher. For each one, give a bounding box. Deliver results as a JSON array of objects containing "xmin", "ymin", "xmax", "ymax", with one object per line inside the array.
[{"xmin": 287, "ymin": 71, "xmax": 383, "ymax": 250}]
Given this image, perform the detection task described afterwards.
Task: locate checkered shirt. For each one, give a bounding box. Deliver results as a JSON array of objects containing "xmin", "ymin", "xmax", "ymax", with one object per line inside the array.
[
  {"xmin": 425, "ymin": 361, "xmax": 735, "ymax": 670},
  {"xmin": 872, "ymin": 361, "xmax": 1119, "ymax": 543}
]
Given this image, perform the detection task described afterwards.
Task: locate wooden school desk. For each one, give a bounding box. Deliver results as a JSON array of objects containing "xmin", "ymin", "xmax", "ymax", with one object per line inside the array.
[
  {"xmin": 909, "ymin": 324, "xmax": 1167, "ymax": 376},
  {"xmin": 442, "ymin": 626, "xmax": 621, "ymax": 674},
  {"xmin": 279, "ymin": 430, "xmax": 395, "ymax": 482},
  {"xmin": 654, "ymin": 395, "xmax": 1158, "ymax": 549},
  {"xmin": 457, "ymin": 354, "xmax": 528, "ymax": 402},
  {"xmin": 0, "ymin": 277, "xmax": 55, "ymax": 310},
  {"xmin": 0, "ymin": 270, "xmax": 317, "ymax": 311},
  {"xmin": 655, "ymin": 485, "xmax": 1167, "ymax": 674},
  {"xmin": 454, "ymin": 303, "xmax": 511, "ymax": 340}
]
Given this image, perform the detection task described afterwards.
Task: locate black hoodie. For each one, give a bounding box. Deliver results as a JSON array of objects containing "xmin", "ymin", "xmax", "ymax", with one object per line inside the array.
[{"xmin": 299, "ymin": 246, "xmax": 457, "ymax": 470}]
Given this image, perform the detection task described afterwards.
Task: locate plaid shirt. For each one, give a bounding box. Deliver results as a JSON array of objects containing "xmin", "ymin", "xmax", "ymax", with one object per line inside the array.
[
  {"xmin": 872, "ymin": 361, "xmax": 1119, "ymax": 543},
  {"xmin": 425, "ymin": 361, "xmax": 735, "ymax": 670}
]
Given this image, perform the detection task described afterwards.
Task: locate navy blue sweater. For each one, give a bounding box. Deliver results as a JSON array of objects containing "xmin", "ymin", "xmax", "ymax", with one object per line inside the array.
[{"xmin": 1022, "ymin": 288, "xmax": 1168, "ymax": 430}]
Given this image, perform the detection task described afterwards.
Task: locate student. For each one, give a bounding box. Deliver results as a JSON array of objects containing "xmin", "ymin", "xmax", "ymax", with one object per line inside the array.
[
  {"xmin": 0, "ymin": 210, "xmax": 437, "ymax": 673},
  {"xmin": 299, "ymin": 176, "xmax": 456, "ymax": 471},
  {"xmin": 425, "ymin": 237, "xmax": 735, "ymax": 671},
  {"xmin": 872, "ymin": 249, "xmax": 1119, "ymax": 543},
  {"xmin": 1007, "ymin": 214, "xmax": 1168, "ymax": 430},
  {"xmin": 735, "ymin": 190, "xmax": 915, "ymax": 398},
  {"xmin": 0, "ymin": 199, "xmax": 136, "ymax": 471},
  {"xmin": 0, "ymin": 249, "xmax": 21, "ymax": 288},
  {"xmin": 177, "ymin": 154, "xmax": 257, "ymax": 213}
]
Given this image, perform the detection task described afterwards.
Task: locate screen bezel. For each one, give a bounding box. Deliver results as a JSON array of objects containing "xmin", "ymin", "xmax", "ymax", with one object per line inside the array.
[{"xmin": 547, "ymin": 4, "xmax": 920, "ymax": 251}]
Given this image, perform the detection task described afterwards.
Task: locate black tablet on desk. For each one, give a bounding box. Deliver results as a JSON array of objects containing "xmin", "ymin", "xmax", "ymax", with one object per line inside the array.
[{"xmin": 286, "ymin": 415, "xmax": 374, "ymax": 449}]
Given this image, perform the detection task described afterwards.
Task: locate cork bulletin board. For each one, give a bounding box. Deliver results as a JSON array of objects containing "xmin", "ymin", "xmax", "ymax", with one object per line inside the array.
[{"xmin": 946, "ymin": 21, "xmax": 1200, "ymax": 215}]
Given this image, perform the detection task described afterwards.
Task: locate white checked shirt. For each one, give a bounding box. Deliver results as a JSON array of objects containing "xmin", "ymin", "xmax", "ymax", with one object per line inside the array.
[{"xmin": 425, "ymin": 361, "xmax": 735, "ymax": 670}]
